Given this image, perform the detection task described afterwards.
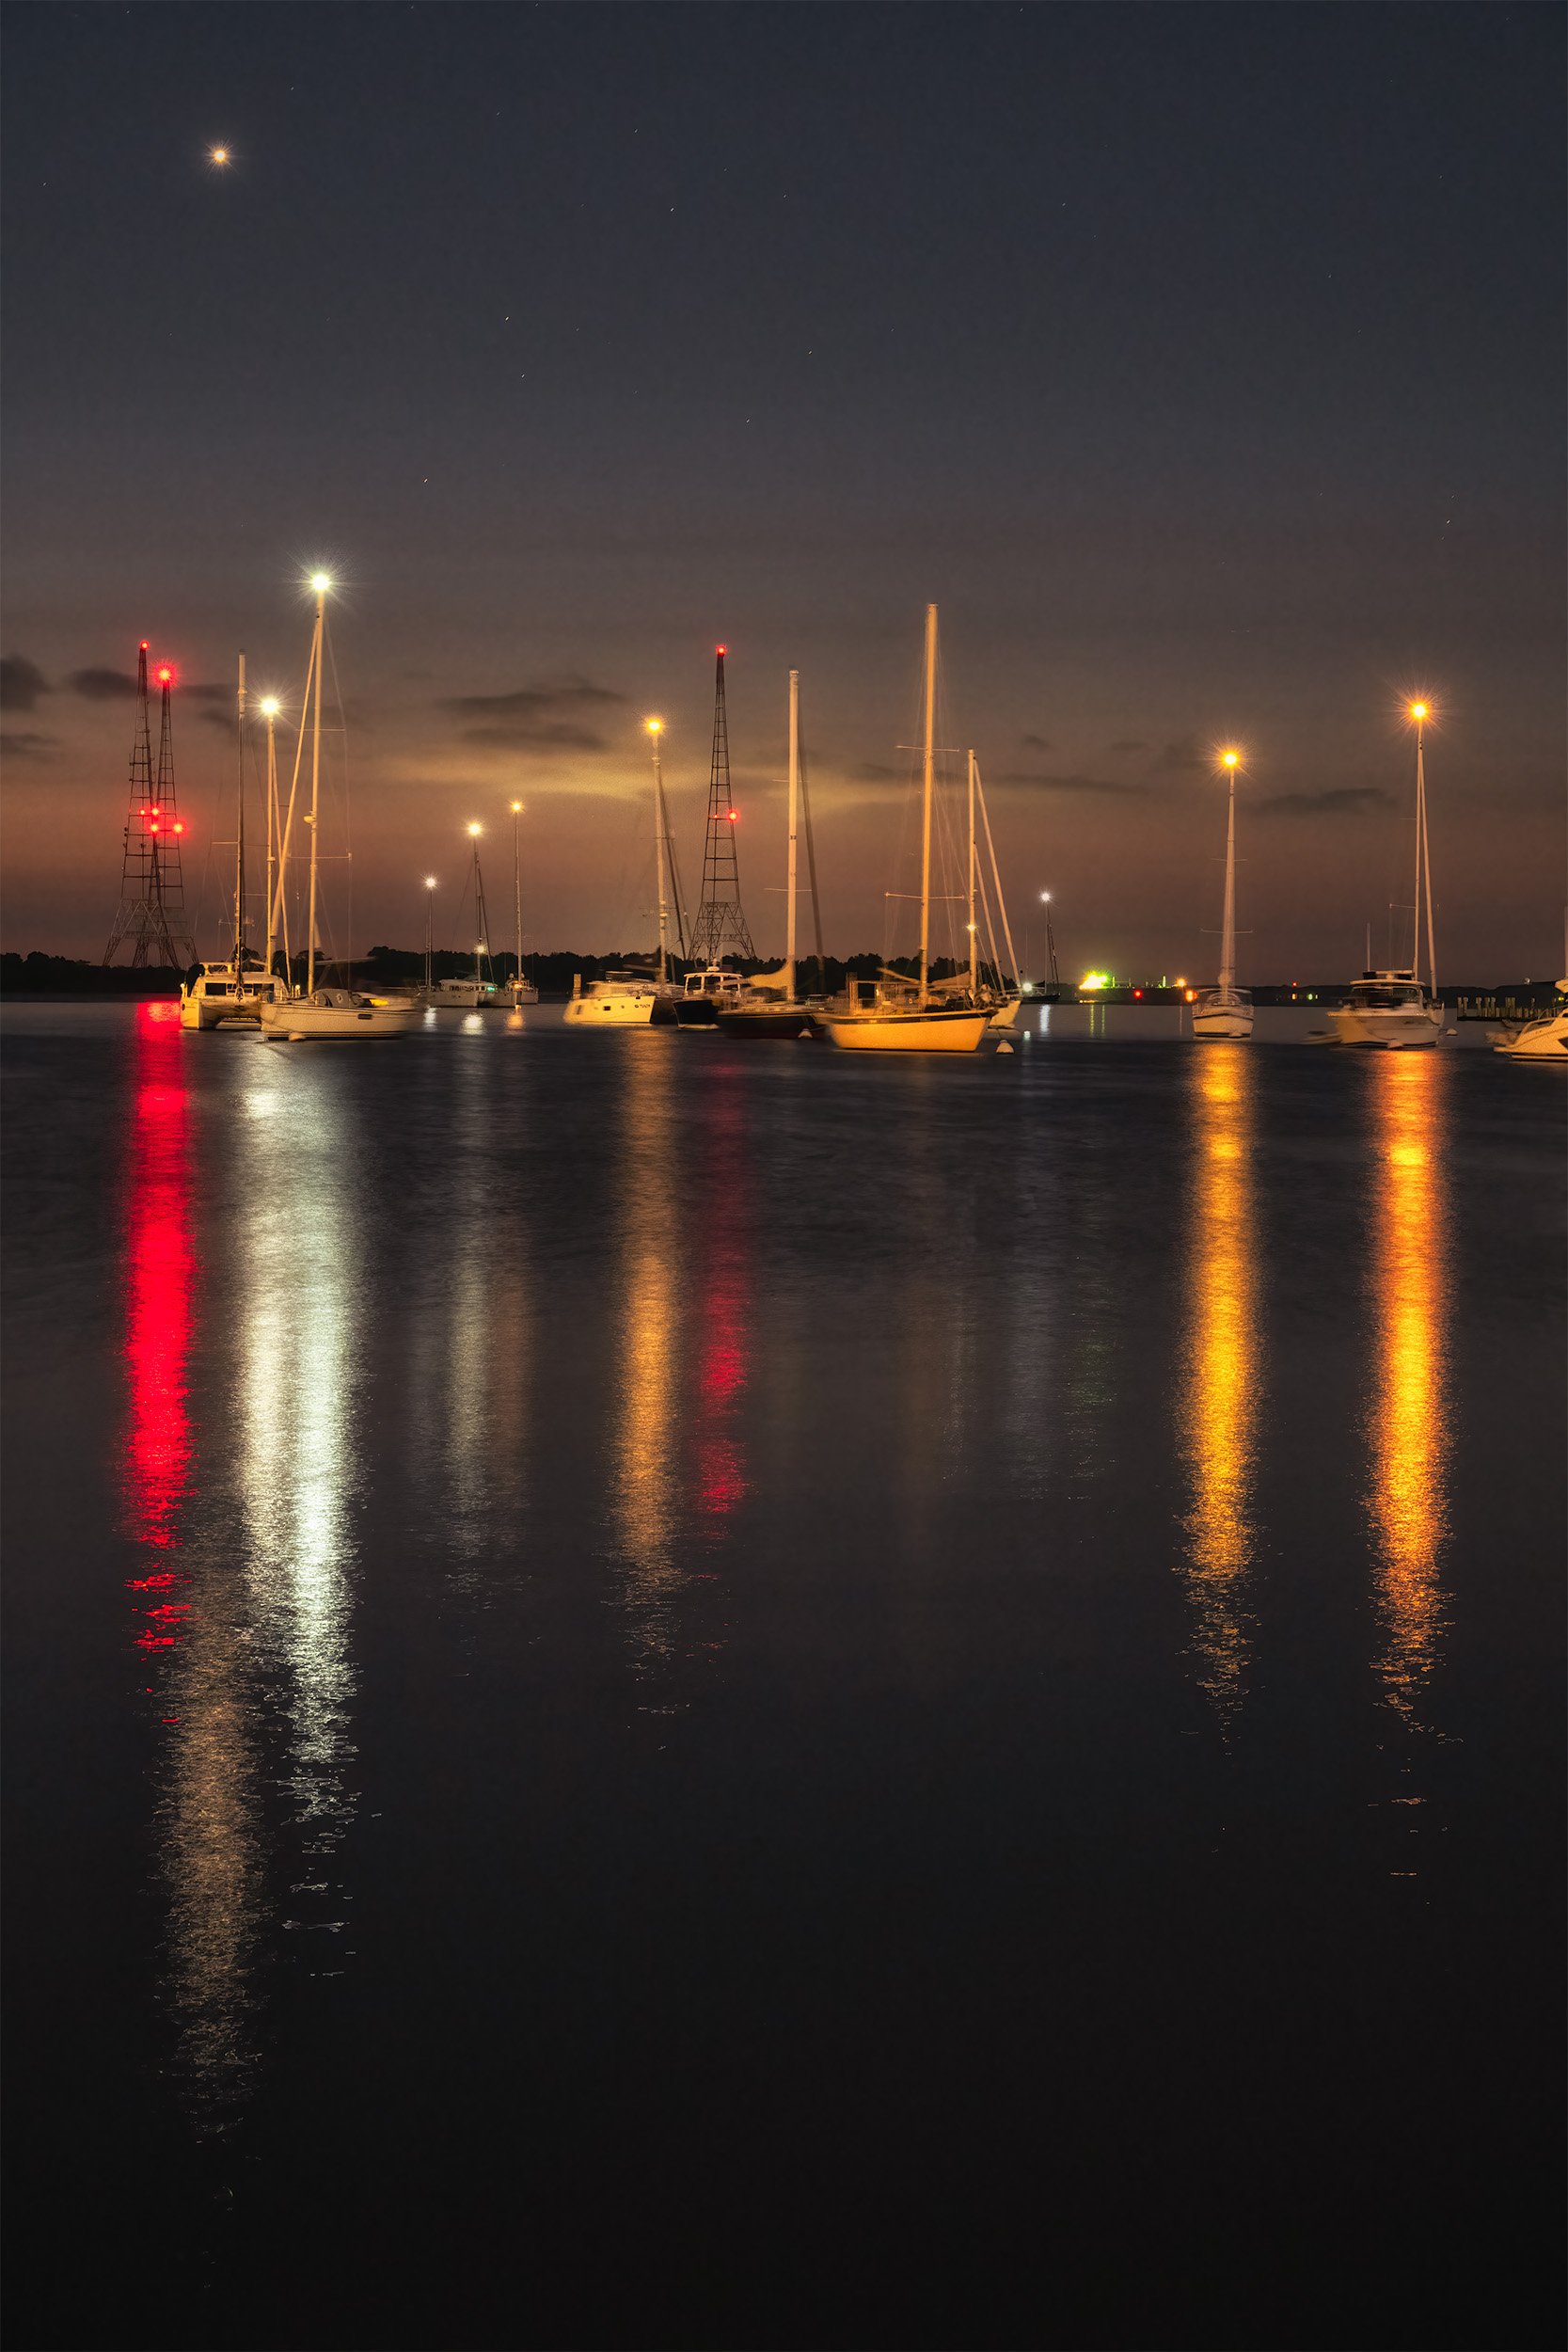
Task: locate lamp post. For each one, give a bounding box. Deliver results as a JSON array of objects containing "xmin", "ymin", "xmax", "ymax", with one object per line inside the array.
[
  {"xmin": 1407, "ymin": 702, "xmax": 1435, "ymax": 997},
  {"xmin": 260, "ymin": 697, "xmax": 282, "ymax": 982},
  {"xmin": 423, "ymin": 876, "xmax": 436, "ymax": 996}
]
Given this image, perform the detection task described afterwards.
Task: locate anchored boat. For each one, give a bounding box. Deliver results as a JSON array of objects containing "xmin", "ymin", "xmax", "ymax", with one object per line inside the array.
[{"xmin": 822, "ymin": 606, "xmax": 990, "ymax": 1054}]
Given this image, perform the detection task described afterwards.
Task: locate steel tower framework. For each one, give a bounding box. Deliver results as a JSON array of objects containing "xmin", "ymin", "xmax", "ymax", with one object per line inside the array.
[
  {"xmin": 103, "ymin": 644, "xmax": 194, "ymax": 968},
  {"xmin": 687, "ymin": 644, "xmax": 754, "ymax": 962}
]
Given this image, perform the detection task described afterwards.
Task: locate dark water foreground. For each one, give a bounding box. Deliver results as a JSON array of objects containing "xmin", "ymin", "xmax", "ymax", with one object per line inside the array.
[{"xmin": 4, "ymin": 1003, "xmax": 1561, "ymax": 2351}]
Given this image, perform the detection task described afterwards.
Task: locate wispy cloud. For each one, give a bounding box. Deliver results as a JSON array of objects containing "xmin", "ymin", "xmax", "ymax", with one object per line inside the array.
[
  {"xmin": 991, "ymin": 769, "xmax": 1148, "ymax": 797},
  {"xmin": 1021, "ymin": 731, "xmax": 1052, "ymax": 753},
  {"xmin": 853, "ymin": 760, "xmax": 902, "ymax": 783},
  {"xmin": 70, "ymin": 665, "xmax": 137, "ymax": 701},
  {"xmin": 1108, "ymin": 738, "xmax": 1148, "ymax": 756},
  {"xmin": 0, "ymin": 657, "xmax": 49, "ymax": 712},
  {"xmin": 1254, "ymin": 785, "xmax": 1392, "ymax": 818},
  {"xmin": 1152, "ymin": 737, "xmax": 1204, "ymax": 773},
  {"xmin": 438, "ymin": 675, "xmax": 625, "ymax": 752},
  {"xmin": 1, "ymin": 729, "xmax": 58, "ymax": 761}
]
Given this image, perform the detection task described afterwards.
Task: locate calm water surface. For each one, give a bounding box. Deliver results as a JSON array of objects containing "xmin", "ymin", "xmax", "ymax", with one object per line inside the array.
[{"xmin": 4, "ymin": 1003, "xmax": 1562, "ymax": 2349}]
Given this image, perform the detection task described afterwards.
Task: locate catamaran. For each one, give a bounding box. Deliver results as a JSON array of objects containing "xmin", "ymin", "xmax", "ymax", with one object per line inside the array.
[
  {"xmin": 822, "ymin": 606, "xmax": 990, "ymax": 1054},
  {"xmin": 260, "ymin": 578, "xmax": 418, "ymax": 1043},
  {"xmin": 1191, "ymin": 749, "xmax": 1254, "ymax": 1041},
  {"xmin": 181, "ymin": 656, "xmax": 289, "ymax": 1029},
  {"xmin": 1329, "ymin": 701, "xmax": 1443, "ymax": 1050}
]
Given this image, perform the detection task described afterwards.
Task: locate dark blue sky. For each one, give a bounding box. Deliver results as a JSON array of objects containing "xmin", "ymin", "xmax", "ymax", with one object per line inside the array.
[{"xmin": 4, "ymin": 1, "xmax": 1562, "ymax": 976}]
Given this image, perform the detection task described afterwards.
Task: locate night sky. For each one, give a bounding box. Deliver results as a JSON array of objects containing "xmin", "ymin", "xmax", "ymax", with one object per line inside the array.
[{"xmin": 3, "ymin": 1, "xmax": 1562, "ymax": 977}]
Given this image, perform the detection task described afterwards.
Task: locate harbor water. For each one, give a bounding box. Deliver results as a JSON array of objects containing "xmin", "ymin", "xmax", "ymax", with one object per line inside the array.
[{"xmin": 3, "ymin": 1000, "xmax": 1562, "ymax": 2349}]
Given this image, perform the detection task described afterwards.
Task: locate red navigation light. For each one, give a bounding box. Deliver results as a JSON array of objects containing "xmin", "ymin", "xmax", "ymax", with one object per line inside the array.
[
  {"xmin": 716, "ymin": 644, "xmax": 726, "ymax": 656},
  {"xmin": 173, "ymin": 821, "xmax": 184, "ymax": 834},
  {"xmin": 727, "ymin": 809, "xmax": 738, "ymax": 820},
  {"xmin": 1132, "ymin": 988, "xmax": 1143, "ymax": 999},
  {"xmin": 156, "ymin": 665, "xmax": 173, "ymax": 686},
  {"xmin": 149, "ymin": 819, "xmax": 160, "ymax": 833},
  {"xmin": 140, "ymin": 640, "xmax": 150, "ymax": 651}
]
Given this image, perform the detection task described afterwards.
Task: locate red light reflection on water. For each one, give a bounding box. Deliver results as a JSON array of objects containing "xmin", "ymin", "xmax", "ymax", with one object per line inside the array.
[
  {"xmin": 695, "ymin": 1083, "xmax": 750, "ymax": 1518},
  {"xmin": 123, "ymin": 1006, "xmax": 194, "ymax": 1575}
]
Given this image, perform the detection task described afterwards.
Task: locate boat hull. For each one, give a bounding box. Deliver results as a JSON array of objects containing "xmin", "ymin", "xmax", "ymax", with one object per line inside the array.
[
  {"xmin": 1327, "ymin": 1007, "xmax": 1442, "ymax": 1049},
  {"xmin": 1491, "ymin": 1013, "xmax": 1568, "ymax": 1059},
  {"xmin": 261, "ymin": 997, "xmax": 419, "ymax": 1041},
  {"xmin": 713, "ymin": 1007, "xmax": 818, "ymax": 1040},
  {"xmin": 563, "ymin": 993, "xmax": 655, "ymax": 1027},
  {"xmin": 822, "ymin": 1009, "xmax": 990, "ymax": 1053}
]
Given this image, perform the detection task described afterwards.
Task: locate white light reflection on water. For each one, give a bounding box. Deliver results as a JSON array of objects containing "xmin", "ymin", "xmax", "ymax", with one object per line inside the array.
[
  {"xmin": 1177, "ymin": 1048, "xmax": 1260, "ymax": 1725},
  {"xmin": 237, "ymin": 1060, "xmax": 362, "ymax": 1979}
]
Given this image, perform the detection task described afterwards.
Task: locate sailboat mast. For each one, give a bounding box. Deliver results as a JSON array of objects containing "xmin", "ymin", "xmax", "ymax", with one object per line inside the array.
[
  {"xmin": 263, "ymin": 702, "xmax": 277, "ymax": 981},
  {"xmin": 975, "ymin": 762, "xmax": 1020, "ymax": 990},
  {"xmin": 967, "ymin": 750, "xmax": 978, "ymax": 996},
  {"xmin": 650, "ymin": 721, "xmax": 670, "ymax": 981},
  {"xmin": 1411, "ymin": 717, "xmax": 1424, "ymax": 984},
  {"xmin": 512, "ymin": 800, "xmax": 524, "ymax": 992},
  {"xmin": 305, "ymin": 586, "xmax": 325, "ymax": 996},
  {"xmin": 233, "ymin": 653, "xmax": 246, "ymax": 978},
  {"xmin": 1416, "ymin": 717, "xmax": 1435, "ymax": 997},
  {"xmin": 918, "ymin": 602, "xmax": 937, "ymax": 1007},
  {"xmin": 1219, "ymin": 763, "xmax": 1238, "ymax": 992},
  {"xmin": 786, "ymin": 669, "xmax": 800, "ymax": 1003}
]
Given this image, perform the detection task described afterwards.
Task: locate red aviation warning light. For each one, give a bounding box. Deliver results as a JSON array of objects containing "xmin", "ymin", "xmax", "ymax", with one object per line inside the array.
[{"xmin": 156, "ymin": 665, "xmax": 173, "ymax": 687}]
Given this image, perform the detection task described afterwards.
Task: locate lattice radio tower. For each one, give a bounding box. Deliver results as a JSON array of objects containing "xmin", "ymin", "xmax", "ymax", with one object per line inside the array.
[
  {"xmin": 687, "ymin": 644, "xmax": 754, "ymax": 962},
  {"xmin": 103, "ymin": 643, "xmax": 194, "ymax": 969}
]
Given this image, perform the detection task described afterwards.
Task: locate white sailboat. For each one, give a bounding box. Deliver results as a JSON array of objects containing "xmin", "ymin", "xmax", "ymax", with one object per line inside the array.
[
  {"xmin": 822, "ymin": 605, "xmax": 990, "ymax": 1054},
  {"xmin": 503, "ymin": 800, "xmax": 539, "ymax": 1006},
  {"xmin": 1191, "ymin": 748, "xmax": 1254, "ymax": 1041},
  {"xmin": 1329, "ymin": 700, "xmax": 1443, "ymax": 1050},
  {"xmin": 261, "ymin": 576, "xmax": 418, "ymax": 1043},
  {"xmin": 181, "ymin": 656, "xmax": 286, "ymax": 1029},
  {"xmin": 717, "ymin": 668, "xmax": 819, "ymax": 1039}
]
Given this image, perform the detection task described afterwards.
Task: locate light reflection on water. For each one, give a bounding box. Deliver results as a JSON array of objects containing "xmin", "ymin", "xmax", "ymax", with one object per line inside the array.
[
  {"xmin": 1366, "ymin": 1052, "xmax": 1452, "ymax": 1727},
  {"xmin": 1178, "ymin": 1047, "xmax": 1260, "ymax": 1723},
  {"xmin": 615, "ymin": 1040, "xmax": 684, "ymax": 1654}
]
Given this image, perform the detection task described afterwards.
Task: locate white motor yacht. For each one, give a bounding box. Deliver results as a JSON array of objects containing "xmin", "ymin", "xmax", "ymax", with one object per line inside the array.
[
  {"xmin": 563, "ymin": 970, "xmax": 660, "ymax": 1027},
  {"xmin": 1492, "ymin": 974, "xmax": 1568, "ymax": 1061},
  {"xmin": 1329, "ymin": 970, "xmax": 1443, "ymax": 1050}
]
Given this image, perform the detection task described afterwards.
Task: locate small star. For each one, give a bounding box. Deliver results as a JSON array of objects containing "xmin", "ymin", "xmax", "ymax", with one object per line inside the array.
[{"xmin": 210, "ymin": 146, "xmax": 230, "ymax": 167}]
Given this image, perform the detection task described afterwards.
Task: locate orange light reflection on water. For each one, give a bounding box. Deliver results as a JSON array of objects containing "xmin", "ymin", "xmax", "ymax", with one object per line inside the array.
[
  {"xmin": 1367, "ymin": 1054, "xmax": 1451, "ymax": 1724},
  {"xmin": 1178, "ymin": 1049, "xmax": 1259, "ymax": 1722}
]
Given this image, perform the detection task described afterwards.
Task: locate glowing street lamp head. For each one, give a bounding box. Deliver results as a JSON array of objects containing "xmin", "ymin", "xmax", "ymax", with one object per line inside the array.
[
  {"xmin": 424, "ymin": 876, "xmax": 437, "ymax": 891},
  {"xmin": 511, "ymin": 799, "xmax": 523, "ymax": 814},
  {"xmin": 1039, "ymin": 890, "xmax": 1052, "ymax": 903},
  {"xmin": 467, "ymin": 821, "xmax": 482, "ymax": 837},
  {"xmin": 1409, "ymin": 700, "xmax": 1429, "ymax": 723},
  {"xmin": 309, "ymin": 571, "xmax": 332, "ymax": 596},
  {"xmin": 645, "ymin": 717, "xmax": 663, "ymax": 736},
  {"xmin": 209, "ymin": 146, "xmax": 230, "ymax": 167},
  {"xmin": 1221, "ymin": 748, "xmax": 1240, "ymax": 770},
  {"xmin": 260, "ymin": 695, "xmax": 281, "ymax": 719}
]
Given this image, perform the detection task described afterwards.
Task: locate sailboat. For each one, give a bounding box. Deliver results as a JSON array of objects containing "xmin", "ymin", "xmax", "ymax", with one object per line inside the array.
[
  {"xmin": 564, "ymin": 719, "xmax": 686, "ymax": 1030},
  {"xmin": 1191, "ymin": 749, "xmax": 1254, "ymax": 1041},
  {"xmin": 503, "ymin": 800, "xmax": 539, "ymax": 1007},
  {"xmin": 1329, "ymin": 700, "xmax": 1443, "ymax": 1050},
  {"xmin": 428, "ymin": 825, "xmax": 503, "ymax": 1007},
  {"xmin": 260, "ymin": 576, "xmax": 418, "ymax": 1043},
  {"xmin": 716, "ymin": 668, "xmax": 820, "ymax": 1040},
  {"xmin": 181, "ymin": 654, "xmax": 287, "ymax": 1029},
  {"xmin": 822, "ymin": 606, "xmax": 990, "ymax": 1053}
]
